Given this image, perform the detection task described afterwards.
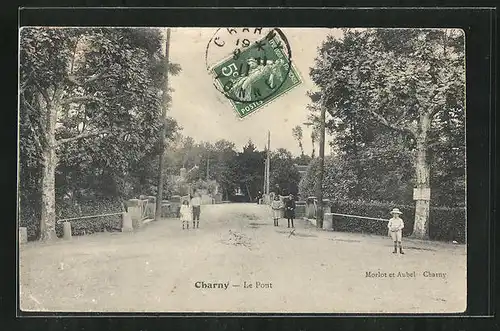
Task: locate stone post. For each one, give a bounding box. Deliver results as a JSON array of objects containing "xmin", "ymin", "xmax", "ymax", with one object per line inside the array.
[
  {"xmin": 322, "ymin": 199, "xmax": 331, "ymax": 216},
  {"xmin": 128, "ymin": 199, "xmax": 143, "ymax": 229},
  {"xmin": 147, "ymin": 196, "xmax": 156, "ymax": 219},
  {"xmin": 63, "ymin": 221, "xmax": 72, "ymax": 240},
  {"xmin": 121, "ymin": 212, "xmax": 133, "ymax": 232},
  {"xmin": 19, "ymin": 227, "xmax": 27, "ymax": 244},
  {"xmin": 323, "ymin": 213, "xmax": 333, "ymax": 230},
  {"xmin": 306, "ymin": 196, "xmax": 316, "ymax": 219}
]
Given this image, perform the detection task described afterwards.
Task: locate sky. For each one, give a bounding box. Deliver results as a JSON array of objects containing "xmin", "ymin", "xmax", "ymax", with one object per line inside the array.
[{"xmin": 166, "ymin": 28, "xmax": 341, "ymax": 156}]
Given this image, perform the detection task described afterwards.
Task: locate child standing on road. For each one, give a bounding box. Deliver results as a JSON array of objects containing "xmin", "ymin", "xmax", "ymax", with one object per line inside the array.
[
  {"xmin": 271, "ymin": 194, "xmax": 283, "ymax": 226},
  {"xmin": 388, "ymin": 208, "xmax": 404, "ymax": 254},
  {"xmin": 180, "ymin": 200, "xmax": 192, "ymax": 230},
  {"xmin": 285, "ymin": 194, "xmax": 296, "ymax": 228},
  {"xmin": 190, "ymin": 193, "xmax": 202, "ymax": 228}
]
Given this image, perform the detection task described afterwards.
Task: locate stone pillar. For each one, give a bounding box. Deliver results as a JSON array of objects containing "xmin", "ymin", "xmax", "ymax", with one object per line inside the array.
[
  {"xmin": 306, "ymin": 196, "xmax": 316, "ymax": 219},
  {"xmin": 147, "ymin": 196, "xmax": 156, "ymax": 219},
  {"xmin": 295, "ymin": 201, "xmax": 306, "ymax": 218},
  {"xmin": 160, "ymin": 200, "xmax": 170, "ymax": 218},
  {"xmin": 323, "ymin": 213, "xmax": 333, "ymax": 230},
  {"xmin": 127, "ymin": 199, "xmax": 142, "ymax": 229},
  {"xmin": 63, "ymin": 221, "xmax": 72, "ymax": 239},
  {"xmin": 322, "ymin": 199, "xmax": 331, "ymax": 217},
  {"xmin": 121, "ymin": 212, "xmax": 133, "ymax": 232},
  {"xmin": 19, "ymin": 227, "xmax": 27, "ymax": 244}
]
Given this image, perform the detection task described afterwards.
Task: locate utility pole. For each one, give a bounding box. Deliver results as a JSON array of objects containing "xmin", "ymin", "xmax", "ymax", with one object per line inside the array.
[
  {"xmin": 316, "ymin": 98, "xmax": 326, "ymax": 229},
  {"xmin": 266, "ymin": 131, "xmax": 271, "ymax": 196},
  {"xmin": 155, "ymin": 28, "xmax": 171, "ymax": 222},
  {"xmin": 263, "ymin": 156, "xmax": 267, "ymax": 194},
  {"xmin": 206, "ymin": 158, "xmax": 210, "ymax": 180}
]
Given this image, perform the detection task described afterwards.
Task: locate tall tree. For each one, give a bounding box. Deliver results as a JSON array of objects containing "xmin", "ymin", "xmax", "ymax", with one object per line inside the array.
[
  {"xmin": 210, "ymin": 140, "xmax": 239, "ymax": 200},
  {"xmin": 19, "ymin": 27, "xmax": 181, "ymax": 240},
  {"xmin": 310, "ymin": 29, "xmax": 465, "ymax": 239},
  {"xmin": 235, "ymin": 140, "xmax": 265, "ymax": 201},
  {"xmin": 270, "ymin": 148, "xmax": 301, "ymax": 196},
  {"xmin": 299, "ymin": 155, "xmax": 357, "ymax": 201},
  {"xmin": 310, "ymin": 130, "xmax": 317, "ymax": 158},
  {"xmin": 292, "ymin": 125, "xmax": 304, "ymax": 156}
]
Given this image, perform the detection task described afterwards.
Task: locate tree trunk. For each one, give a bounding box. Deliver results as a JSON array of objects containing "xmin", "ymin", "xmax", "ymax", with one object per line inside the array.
[
  {"xmin": 40, "ymin": 148, "xmax": 58, "ymax": 240},
  {"xmin": 39, "ymin": 88, "xmax": 63, "ymax": 241},
  {"xmin": 245, "ymin": 183, "xmax": 253, "ymax": 202},
  {"xmin": 311, "ymin": 138, "xmax": 316, "ymax": 158},
  {"xmin": 40, "ymin": 99, "xmax": 59, "ymax": 241},
  {"xmin": 412, "ymin": 113, "xmax": 431, "ymax": 239}
]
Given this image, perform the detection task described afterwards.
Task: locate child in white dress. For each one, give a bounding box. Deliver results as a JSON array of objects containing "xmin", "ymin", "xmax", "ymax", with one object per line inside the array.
[
  {"xmin": 271, "ymin": 195, "xmax": 283, "ymax": 226},
  {"xmin": 180, "ymin": 200, "xmax": 192, "ymax": 230}
]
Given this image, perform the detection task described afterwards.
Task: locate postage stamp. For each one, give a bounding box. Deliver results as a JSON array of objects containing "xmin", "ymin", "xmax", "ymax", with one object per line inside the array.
[{"xmin": 207, "ymin": 28, "xmax": 302, "ymax": 118}]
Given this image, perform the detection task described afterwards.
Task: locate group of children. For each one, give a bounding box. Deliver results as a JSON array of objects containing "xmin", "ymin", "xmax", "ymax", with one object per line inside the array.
[
  {"xmin": 270, "ymin": 194, "xmax": 296, "ymax": 228},
  {"xmin": 179, "ymin": 194, "xmax": 202, "ymax": 229}
]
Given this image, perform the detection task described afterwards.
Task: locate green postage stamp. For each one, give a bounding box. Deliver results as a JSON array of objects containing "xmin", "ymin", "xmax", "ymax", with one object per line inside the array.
[{"xmin": 209, "ymin": 29, "xmax": 302, "ymax": 118}]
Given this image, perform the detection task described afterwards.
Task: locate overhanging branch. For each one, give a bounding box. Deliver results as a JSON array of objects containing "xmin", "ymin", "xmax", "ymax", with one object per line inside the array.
[
  {"xmin": 25, "ymin": 115, "xmax": 44, "ymax": 153},
  {"xmin": 56, "ymin": 130, "xmax": 110, "ymax": 146},
  {"xmin": 60, "ymin": 96, "xmax": 104, "ymax": 105},
  {"xmin": 426, "ymin": 140, "xmax": 446, "ymax": 149},
  {"xmin": 67, "ymin": 71, "xmax": 112, "ymax": 86},
  {"xmin": 367, "ymin": 109, "xmax": 417, "ymax": 138},
  {"xmin": 21, "ymin": 94, "xmax": 48, "ymax": 144},
  {"xmin": 21, "ymin": 98, "xmax": 45, "ymax": 152},
  {"xmin": 33, "ymin": 81, "xmax": 51, "ymax": 106}
]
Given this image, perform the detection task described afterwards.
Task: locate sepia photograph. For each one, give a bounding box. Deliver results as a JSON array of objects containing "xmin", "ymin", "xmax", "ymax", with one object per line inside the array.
[{"xmin": 18, "ymin": 26, "xmax": 466, "ymax": 313}]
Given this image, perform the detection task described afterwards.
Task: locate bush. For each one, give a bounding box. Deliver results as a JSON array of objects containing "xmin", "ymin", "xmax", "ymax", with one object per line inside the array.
[
  {"xmin": 429, "ymin": 206, "xmax": 466, "ymax": 243},
  {"xmin": 330, "ymin": 200, "xmax": 465, "ymax": 243},
  {"xmin": 19, "ymin": 204, "xmax": 41, "ymax": 241}
]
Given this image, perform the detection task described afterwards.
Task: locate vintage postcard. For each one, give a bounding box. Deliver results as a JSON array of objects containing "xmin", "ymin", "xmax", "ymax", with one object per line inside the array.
[{"xmin": 18, "ymin": 27, "xmax": 466, "ymax": 313}]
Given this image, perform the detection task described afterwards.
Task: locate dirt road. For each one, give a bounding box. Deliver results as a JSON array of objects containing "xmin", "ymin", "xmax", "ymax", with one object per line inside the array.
[{"xmin": 19, "ymin": 203, "xmax": 466, "ymax": 313}]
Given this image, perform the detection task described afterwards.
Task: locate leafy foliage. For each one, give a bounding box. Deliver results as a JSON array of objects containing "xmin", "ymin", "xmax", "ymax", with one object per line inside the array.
[
  {"xmin": 234, "ymin": 140, "xmax": 266, "ymax": 201},
  {"xmin": 299, "ymin": 156, "xmax": 357, "ymax": 201},
  {"xmin": 269, "ymin": 148, "xmax": 301, "ymax": 196}
]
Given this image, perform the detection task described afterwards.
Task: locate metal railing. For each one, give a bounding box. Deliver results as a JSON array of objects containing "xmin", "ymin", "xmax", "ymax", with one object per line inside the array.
[
  {"xmin": 56, "ymin": 212, "xmax": 123, "ymax": 224},
  {"xmin": 329, "ymin": 212, "xmax": 389, "ymax": 222}
]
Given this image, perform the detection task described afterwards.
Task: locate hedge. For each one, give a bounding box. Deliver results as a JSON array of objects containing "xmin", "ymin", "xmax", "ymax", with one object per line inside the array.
[
  {"xmin": 55, "ymin": 198, "xmax": 123, "ymax": 237},
  {"xmin": 329, "ymin": 200, "xmax": 466, "ymax": 243},
  {"xmin": 19, "ymin": 205, "xmax": 41, "ymax": 241}
]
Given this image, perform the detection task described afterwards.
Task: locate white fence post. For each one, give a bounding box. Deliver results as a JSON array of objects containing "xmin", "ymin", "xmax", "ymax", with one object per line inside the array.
[
  {"xmin": 63, "ymin": 221, "xmax": 72, "ymax": 240},
  {"xmin": 19, "ymin": 227, "xmax": 28, "ymax": 244}
]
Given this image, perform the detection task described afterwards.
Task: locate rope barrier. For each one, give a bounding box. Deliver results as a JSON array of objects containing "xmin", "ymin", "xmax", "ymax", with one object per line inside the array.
[
  {"xmin": 57, "ymin": 212, "xmax": 124, "ymax": 223},
  {"xmin": 329, "ymin": 212, "xmax": 389, "ymax": 222}
]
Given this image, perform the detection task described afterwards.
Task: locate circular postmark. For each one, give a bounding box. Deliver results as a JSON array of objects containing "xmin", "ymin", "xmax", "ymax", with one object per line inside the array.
[{"xmin": 205, "ymin": 28, "xmax": 294, "ymax": 105}]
